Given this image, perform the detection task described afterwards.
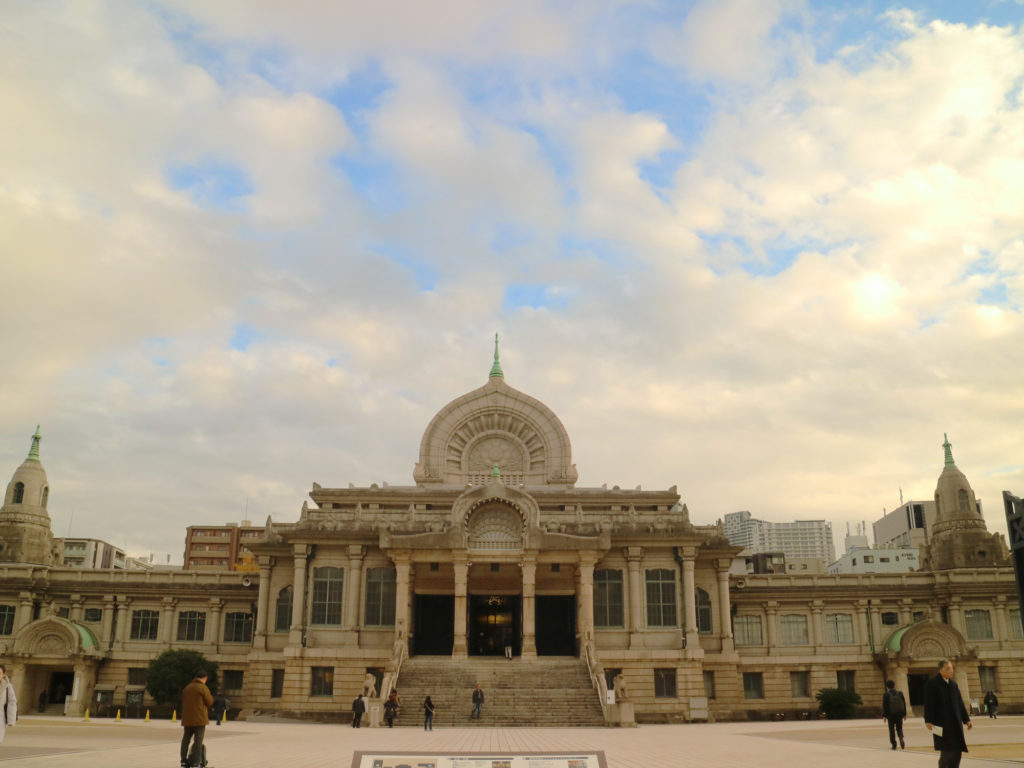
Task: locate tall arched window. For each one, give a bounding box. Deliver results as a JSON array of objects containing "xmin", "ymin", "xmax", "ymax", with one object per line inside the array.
[
  {"xmin": 41, "ymin": 486, "xmax": 49, "ymax": 508},
  {"xmin": 696, "ymin": 588, "xmax": 713, "ymax": 634},
  {"xmin": 958, "ymin": 489, "xmax": 970, "ymax": 512},
  {"xmin": 12, "ymin": 482, "xmax": 24, "ymax": 504},
  {"xmin": 275, "ymin": 586, "xmax": 293, "ymax": 632}
]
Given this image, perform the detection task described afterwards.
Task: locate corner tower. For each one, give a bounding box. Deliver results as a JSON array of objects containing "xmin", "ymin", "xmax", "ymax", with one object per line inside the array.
[
  {"xmin": 0, "ymin": 426, "xmax": 60, "ymax": 565},
  {"xmin": 413, "ymin": 335, "xmax": 578, "ymax": 489},
  {"xmin": 919, "ymin": 434, "xmax": 1008, "ymax": 570}
]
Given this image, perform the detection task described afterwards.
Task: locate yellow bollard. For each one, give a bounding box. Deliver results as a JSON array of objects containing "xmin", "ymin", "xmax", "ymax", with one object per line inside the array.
[
  {"xmin": 115, "ymin": 709, "xmax": 121, "ymax": 722},
  {"xmin": 83, "ymin": 708, "xmax": 90, "ymax": 722},
  {"xmin": 145, "ymin": 709, "xmax": 150, "ymax": 722},
  {"xmin": 222, "ymin": 710, "xmax": 227, "ymax": 724},
  {"xmin": 172, "ymin": 709, "xmax": 177, "ymax": 723}
]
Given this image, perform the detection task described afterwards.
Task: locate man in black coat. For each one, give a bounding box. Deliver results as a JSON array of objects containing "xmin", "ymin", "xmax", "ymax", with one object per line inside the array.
[{"xmin": 924, "ymin": 659, "xmax": 972, "ymax": 768}]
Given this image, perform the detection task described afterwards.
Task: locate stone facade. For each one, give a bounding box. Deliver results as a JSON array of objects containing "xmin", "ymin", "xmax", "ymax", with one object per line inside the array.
[{"xmin": 0, "ymin": 354, "xmax": 1020, "ymax": 724}]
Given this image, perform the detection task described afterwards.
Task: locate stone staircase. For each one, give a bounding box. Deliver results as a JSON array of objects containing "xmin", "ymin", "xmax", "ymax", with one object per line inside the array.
[{"xmin": 393, "ymin": 656, "xmax": 606, "ymax": 728}]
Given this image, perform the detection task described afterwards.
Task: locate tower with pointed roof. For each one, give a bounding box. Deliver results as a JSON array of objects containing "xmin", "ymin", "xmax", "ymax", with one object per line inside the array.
[
  {"xmin": 0, "ymin": 426, "xmax": 60, "ymax": 565},
  {"xmin": 919, "ymin": 434, "xmax": 1009, "ymax": 570}
]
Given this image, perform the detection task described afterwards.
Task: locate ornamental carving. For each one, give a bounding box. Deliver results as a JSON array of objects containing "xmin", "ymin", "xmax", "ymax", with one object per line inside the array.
[
  {"xmin": 467, "ymin": 437, "xmax": 525, "ymax": 473},
  {"xmin": 467, "ymin": 505, "xmax": 524, "ymax": 548},
  {"xmin": 37, "ymin": 633, "xmax": 70, "ymax": 655}
]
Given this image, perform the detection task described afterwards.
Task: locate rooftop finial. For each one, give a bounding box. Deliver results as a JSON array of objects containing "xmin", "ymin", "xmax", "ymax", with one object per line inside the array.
[
  {"xmin": 27, "ymin": 425, "xmax": 41, "ymax": 462},
  {"xmin": 489, "ymin": 332, "xmax": 504, "ymax": 378},
  {"xmin": 942, "ymin": 433, "xmax": 956, "ymax": 468},
  {"xmin": 492, "ymin": 463, "xmax": 501, "ymax": 478}
]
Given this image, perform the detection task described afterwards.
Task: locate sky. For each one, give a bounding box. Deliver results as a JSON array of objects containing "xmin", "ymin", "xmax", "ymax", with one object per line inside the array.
[{"xmin": 2, "ymin": 0, "xmax": 1023, "ymax": 564}]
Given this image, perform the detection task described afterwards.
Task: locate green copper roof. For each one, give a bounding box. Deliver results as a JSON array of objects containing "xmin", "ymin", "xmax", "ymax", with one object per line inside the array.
[
  {"xmin": 489, "ymin": 332, "xmax": 504, "ymax": 378},
  {"xmin": 943, "ymin": 433, "xmax": 956, "ymax": 468},
  {"xmin": 72, "ymin": 621, "xmax": 99, "ymax": 650},
  {"xmin": 883, "ymin": 624, "xmax": 912, "ymax": 653},
  {"xmin": 27, "ymin": 425, "xmax": 41, "ymax": 462}
]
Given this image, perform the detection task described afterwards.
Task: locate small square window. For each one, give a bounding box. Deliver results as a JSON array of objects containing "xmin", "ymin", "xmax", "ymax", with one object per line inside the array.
[
  {"xmin": 83, "ymin": 608, "xmax": 102, "ymax": 623},
  {"xmin": 310, "ymin": 666, "xmax": 334, "ymax": 697},
  {"xmin": 654, "ymin": 668, "xmax": 676, "ymax": 698},
  {"xmin": 430, "ymin": 562, "xmax": 439, "ymax": 572},
  {"xmin": 223, "ymin": 670, "xmax": 244, "ymax": 691},
  {"xmin": 490, "ymin": 563, "xmax": 500, "ymax": 572},
  {"xmin": 551, "ymin": 563, "xmax": 560, "ymax": 572},
  {"xmin": 743, "ymin": 672, "xmax": 764, "ymax": 699}
]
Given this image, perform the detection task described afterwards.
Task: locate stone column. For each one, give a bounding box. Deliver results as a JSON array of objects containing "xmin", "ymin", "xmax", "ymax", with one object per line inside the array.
[
  {"xmin": 14, "ymin": 591, "xmax": 33, "ymax": 633},
  {"xmin": 810, "ymin": 601, "xmax": 824, "ymax": 649},
  {"xmin": 254, "ymin": 556, "xmax": 272, "ymax": 650},
  {"xmin": 69, "ymin": 661, "xmax": 95, "ymax": 718},
  {"xmin": 521, "ymin": 554, "xmax": 537, "ymax": 658},
  {"xmin": 681, "ymin": 548, "xmax": 700, "ymax": 650},
  {"xmin": 161, "ymin": 597, "xmax": 177, "ymax": 646},
  {"xmin": 900, "ymin": 598, "xmax": 914, "ymax": 626},
  {"xmin": 948, "ymin": 597, "xmax": 964, "ymax": 635},
  {"xmin": 289, "ymin": 544, "xmax": 308, "ymax": 645},
  {"xmin": 892, "ymin": 665, "xmax": 910, "ymax": 709},
  {"xmin": 393, "ymin": 552, "xmax": 412, "ymax": 643},
  {"xmin": 452, "ymin": 554, "xmax": 468, "ymax": 657},
  {"xmin": 869, "ymin": 602, "xmax": 883, "ymax": 646},
  {"xmin": 625, "ymin": 547, "xmax": 644, "ymax": 648},
  {"xmin": 764, "ymin": 601, "xmax": 779, "ymax": 650},
  {"xmin": 856, "ymin": 599, "xmax": 871, "ymax": 651},
  {"xmin": 69, "ymin": 594, "xmax": 83, "ymax": 624},
  {"xmin": 577, "ymin": 553, "xmax": 596, "ymax": 650},
  {"xmin": 716, "ymin": 560, "xmax": 734, "ymax": 651},
  {"xmin": 209, "ymin": 598, "xmax": 223, "ymax": 647},
  {"xmin": 101, "ymin": 595, "xmax": 115, "ymax": 649},
  {"xmin": 344, "ymin": 545, "xmax": 365, "ymax": 631},
  {"xmin": 994, "ymin": 596, "xmax": 1009, "ymax": 649},
  {"xmin": 114, "ymin": 596, "xmax": 131, "ymax": 649},
  {"xmin": 954, "ymin": 665, "xmax": 971, "ymax": 708}
]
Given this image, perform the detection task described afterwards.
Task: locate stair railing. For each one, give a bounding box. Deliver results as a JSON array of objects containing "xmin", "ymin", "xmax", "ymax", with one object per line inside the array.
[{"xmin": 581, "ymin": 638, "xmax": 611, "ymax": 723}]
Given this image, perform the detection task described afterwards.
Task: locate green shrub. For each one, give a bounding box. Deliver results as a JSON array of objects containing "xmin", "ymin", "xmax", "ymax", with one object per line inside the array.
[
  {"xmin": 146, "ymin": 650, "xmax": 219, "ymax": 706},
  {"xmin": 815, "ymin": 687, "xmax": 862, "ymax": 719}
]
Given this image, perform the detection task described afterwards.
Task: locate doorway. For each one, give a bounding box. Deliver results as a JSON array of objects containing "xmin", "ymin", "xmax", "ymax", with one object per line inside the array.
[
  {"xmin": 46, "ymin": 670, "xmax": 74, "ymax": 711},
  {"xmin": 469, "ymin": 595, "xmax": 520, "ymax": 656},
  {"xmin": 413, "ymin": 595, "xmax": 455, "ymax": 655},
  {"xmin": 908, "ymin": 673, "xmax": 929, "ymax": 707},
  {"xmin": 535, "ymin": 595, "xmax": 576, "ymax": 655}
]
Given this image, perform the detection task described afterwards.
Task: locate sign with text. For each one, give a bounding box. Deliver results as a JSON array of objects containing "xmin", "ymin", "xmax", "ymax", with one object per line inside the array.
[{"xmin": 353, "ymin": 752, "xmax": 606, "ymax": 768}]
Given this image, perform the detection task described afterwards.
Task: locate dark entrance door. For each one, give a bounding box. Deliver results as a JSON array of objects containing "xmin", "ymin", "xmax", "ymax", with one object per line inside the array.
[
  {"xmin": 469, "ymin": 595, "xmax": 520, "ymax": 656},
  {"xmin": 414, "ymin": 595, "xmax": 455, "ymax": 655},
  {"xmin": 535, "ymin": 595, "xmax": 576, "ymax": 655},
  {"xmin": 48, "ymin": 671, "xmax": 74, "ymax": 709},
  {"xmin": 908, "ymin": 673, "xmax": 929, "ymax": 707}
]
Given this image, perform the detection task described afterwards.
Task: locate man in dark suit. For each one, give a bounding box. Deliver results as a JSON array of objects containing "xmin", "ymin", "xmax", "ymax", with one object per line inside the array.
[{"xmin": 924, "ymin": 659, "xmax": 972, "ymax": 768}]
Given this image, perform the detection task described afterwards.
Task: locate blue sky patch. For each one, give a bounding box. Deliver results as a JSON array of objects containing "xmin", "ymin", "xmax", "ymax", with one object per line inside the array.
[
  {"xmin": 503, "ymin": 283, "xmax": 569, "ymax": 312},
  {"xmin": 229, "ymin": 325, "xmax": 265, "ymax": 351},
  {"xmin": 167, "ymin": 161, "xmax": 253, "ymax": 210}
]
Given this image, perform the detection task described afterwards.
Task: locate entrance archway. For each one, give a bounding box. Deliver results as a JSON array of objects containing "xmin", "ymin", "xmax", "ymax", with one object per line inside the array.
[{"xmin": 469, "ymin": 595, "xmax": 520, "ymax": 656}]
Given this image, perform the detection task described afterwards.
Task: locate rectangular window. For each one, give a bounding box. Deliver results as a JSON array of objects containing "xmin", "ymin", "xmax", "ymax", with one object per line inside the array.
[
  {"xmin": 594, "ymin": 569, "xmax": 624, "ymax": 628},
  {"xmin": 965, "ymin": 609, "xmax": 994, "ymax": 640},
  {"xmin": 979, "ymin": 666, "xmax": 997, "ymax": 693},
  {"xmin": 129, "ymin": 609, "xmax": 159, "ymax": 640},
  {"xmin": 127, "ymin": 668, "xmax": 147, "ymax": 686},
  {"xmin": 703, "ymin": 671, "xmax": 716, "ymax": 700},
  {"xmin": 743, "ymin": 672, "xmax": 764, "ymax": 699},
  {"xmin": 223, "ymin": 670, "xmax": 244, "ymax": 691},
  {"xmin": 311, "ymin": 567, "xmax": 344, "ymax": 626},
  {"xmin": 1009, "ymin": 608, "xmax": 1024, "ymax": 639},
  {"xmin": 654, "ymin": 668, "xmax": 677, "ymax": 698},
  {"xmin": 780, "ymin": 615, "xmax": 809, "ymax": 645},
  {"xmin": 825, "ymin": 613, "xmax": 854, "ymax": 644},
  {"xmin": 83, "ymin": 607, "xmax": 102, "ymax": 623},
  {"xmin": 364, "ymin": 567, "xmax": 397, "ymax": 627},
  {"xmin": 734, "ymin": 615, "xmax": 763, "ymax": 646},
  {"xmin": 0, "ymin": 605, "xmax": 14, "ymax": 635},
  {"xmin": 791, "ymin": 671, "xmax": 810, "ymax": 698},
  {"xmin": 176, "ymin": 611, "xmax": 206, "ymax": 642},
  {"xmin": 310, "ymin": 666, "xmax": 334, "ymax": 697},
  {"xmin": 223, "ymin": 612, "xmax": 253, "ymax": 643},
  {"xmin": 270, "ymin": 669, "xmax": 285, "ymax": 699},
  {"xmin": 881, "ymin": 612, "xmax": 900, "ymax": 626},
  {"xmin": 275, "ymin": 586, "xmax": 293, "ymax": 633},
  {"xmin": 837, "ymin": 670, "xmax": 856, "ymax": 691},
  {"xmin": 645, "ymin": 569, "xmax": 677, "ymax": 627},
  {"xmin": 913, "ymin": 610, "xmax": 926, "ymax": 623}
]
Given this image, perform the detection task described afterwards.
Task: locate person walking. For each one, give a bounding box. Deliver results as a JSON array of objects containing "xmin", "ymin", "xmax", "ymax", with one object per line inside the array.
[
  {"xmin": 924, "ymin": 659, "xmax": 972, "ymax": 768},
  {"xmin": 423, "ymin": 695, "xmax": 435, "ymax": 730},
  {"xmin": 471, "ymin": 684, "xmax": 484, "ymax": 719},
  {"xmin": 384, "ymin": 690, "xmax": 399, "ymax": 727},
  {"xmin": 212, "ymin": 693, "xmax": 229, "ymax": 726},
  {"xmin": 352, "ymin": 694, "xmax": 365, "ymax": 728},
  {"xmin": 0, "ymin": 665, "xmax": 18, "ymax": 744},
  {"xmin": 180, "ymin": 670, "xmax": 214, "ymax": 768},
  {"xmin": 882, "ymin": 679, "xmax": 907, "ymax": 750},
  {"xmin": 983, "ymin": 691, "xmax": 999, "ymax": 719}
]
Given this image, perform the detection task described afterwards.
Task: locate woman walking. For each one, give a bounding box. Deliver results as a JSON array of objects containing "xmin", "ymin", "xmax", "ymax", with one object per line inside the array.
[
  {"xmin": 423, "ymin": 695, "xmax": 435, "ymax": 730},
  {"xmin": 384, "ymin": 690, "xmax": 400, "ymax": 727}
]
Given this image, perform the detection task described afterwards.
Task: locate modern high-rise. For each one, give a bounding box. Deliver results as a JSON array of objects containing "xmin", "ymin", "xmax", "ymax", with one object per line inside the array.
[{"xmin": 723, "ymin": 510, "xmax": 835, "ymax": 564}]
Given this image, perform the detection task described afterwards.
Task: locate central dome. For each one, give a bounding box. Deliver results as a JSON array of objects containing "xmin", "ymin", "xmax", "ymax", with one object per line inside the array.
[{"xmin": 412, "ymin": 346, "xmax": 577, "ymax": 489}]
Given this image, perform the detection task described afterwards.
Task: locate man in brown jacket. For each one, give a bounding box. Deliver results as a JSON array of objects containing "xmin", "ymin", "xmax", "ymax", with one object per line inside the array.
[{"xmin": 180, "ymin": 671, "xmax": 213, "ymax": 768}]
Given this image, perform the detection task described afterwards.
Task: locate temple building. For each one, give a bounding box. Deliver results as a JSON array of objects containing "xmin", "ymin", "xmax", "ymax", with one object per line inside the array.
[{"xmin": 0, "ymin": 344, "xmax": 1020, "ymax": 723}]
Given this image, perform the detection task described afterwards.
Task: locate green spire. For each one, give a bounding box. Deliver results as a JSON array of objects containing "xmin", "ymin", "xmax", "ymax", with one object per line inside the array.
[
  {"xmin": 942, "ymin": 433, "xmax": 956, "ymax": 468},
  {"xmin": 489, "ymin": 332, "xmax": 504, "ymax": 378},
  {"xmin": 492, "ymin": 464, "xmax": 501, "ymax": 478},
  {"xmin": 27, "ymin": 425, "xmax": 41, "ymax": 462}
]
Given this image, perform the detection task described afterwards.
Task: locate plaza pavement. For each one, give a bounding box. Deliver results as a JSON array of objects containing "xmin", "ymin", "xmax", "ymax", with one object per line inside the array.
[{"xmin": 2, "ymin": 714, "xmax": 1024, "ymax": 768}]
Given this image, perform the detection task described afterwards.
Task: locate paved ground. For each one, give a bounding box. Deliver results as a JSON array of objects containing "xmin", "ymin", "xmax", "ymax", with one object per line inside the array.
[{"xmin": 1, "ymin": 715, "xmax": 1023, "ymax": 768}]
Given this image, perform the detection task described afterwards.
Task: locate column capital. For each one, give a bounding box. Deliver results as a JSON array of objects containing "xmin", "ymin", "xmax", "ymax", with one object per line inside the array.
[
  {"xmin": 390, "ymin": 549, "xmax": 412, "ymax": 566},
  {"xmin": 162, "ymin": 596, "xmax": 177, "ymax": 607},
  {"xmin": 257, "ymin": 555, "xmax": 275, "ymax": 568},
  {"xmin": 679, "ymin": 546, "xmax": 698, "ymax": 560},
  {"xmin": 292, "ymin": 543, "xmax": 309, "ymax": 558},
  {"xmin": 208, "ymin": 598, "xmax": 224, "ymax": 610},
  {"xmin": 715, "ymin": 558, "xmax": 733, "ymax": 572},
  {"xmin": 577, "ymin": 551, "xmax": 599, "ymax": 567},
  {"xmin": 347, "ymin": 544, "xmax": 366, "ymax": 558},
  {"xmin": 623, "ymin": 546, "xmax": 643, "ymax": 561},
  {"xmin": 763, "ymin": 600, "xmax": 778, "ymax": 614}
]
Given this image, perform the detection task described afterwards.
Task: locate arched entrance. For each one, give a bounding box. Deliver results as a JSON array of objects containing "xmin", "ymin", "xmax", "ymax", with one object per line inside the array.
[{"xmin": 878, "ymin": 619, "xmax": 976, "ymax": 713}]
